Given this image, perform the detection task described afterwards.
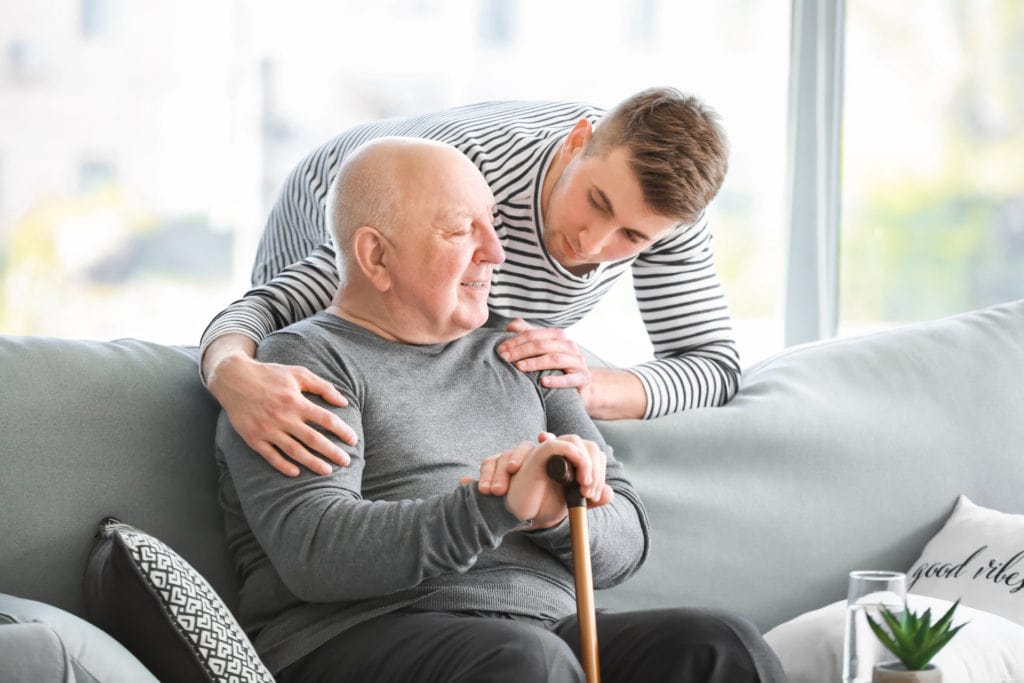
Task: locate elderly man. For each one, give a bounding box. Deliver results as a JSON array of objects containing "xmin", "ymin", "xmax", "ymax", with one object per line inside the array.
[{"xmin": 215, "ymin": 138, "xmax": 785, "ymax": 682}]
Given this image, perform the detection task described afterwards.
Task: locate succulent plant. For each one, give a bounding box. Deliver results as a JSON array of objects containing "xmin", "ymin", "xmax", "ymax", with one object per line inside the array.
[{"xmin": 865, "ymin": 599, "xmax": 967, "ymax": 671}]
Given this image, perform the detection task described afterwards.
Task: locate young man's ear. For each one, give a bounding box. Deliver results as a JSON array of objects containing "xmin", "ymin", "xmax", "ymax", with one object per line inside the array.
[
  {"xmin": 351, "ymin": 226, "xmax": 392, "ymax": 292},
  {"xmin": 560, "ymin": 118, "xmax": 594, "ymax": 160}
]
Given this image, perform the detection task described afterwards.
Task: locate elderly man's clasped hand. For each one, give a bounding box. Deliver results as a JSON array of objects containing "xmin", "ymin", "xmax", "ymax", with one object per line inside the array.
[{"xmin": 461, "ymin": 431, "xmax": 614, "ymax": 529}]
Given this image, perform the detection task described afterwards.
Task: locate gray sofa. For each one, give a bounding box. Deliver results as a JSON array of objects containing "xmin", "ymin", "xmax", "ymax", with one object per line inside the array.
[{"xmin": 1, "ymin": 299, "xmax": 1022, "ymax": 669}]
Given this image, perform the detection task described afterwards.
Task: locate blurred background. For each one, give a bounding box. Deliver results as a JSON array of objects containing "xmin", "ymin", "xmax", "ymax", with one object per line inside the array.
[{"xmin": 0, "ymin": 0, "xmax": 1021, "ymax": 368}]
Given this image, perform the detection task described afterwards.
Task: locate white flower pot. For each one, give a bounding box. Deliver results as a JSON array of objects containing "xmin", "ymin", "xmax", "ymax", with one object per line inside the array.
[{"xmin": 872, "ymin": 663, "xmax": 941, "ymax": 682}]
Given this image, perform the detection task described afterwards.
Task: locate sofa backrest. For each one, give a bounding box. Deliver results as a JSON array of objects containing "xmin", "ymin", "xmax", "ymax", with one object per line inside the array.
[
  {"xmin": 0, "ymin": 338, "xmax": 238, "ymax": 618},
  {"xmin": 2, "ymin": 299, "xmax": 1023, "ymax": 632},
  {"xmin": 596, "ymin": 298, "xmax": 1024, "ymax": 629}
]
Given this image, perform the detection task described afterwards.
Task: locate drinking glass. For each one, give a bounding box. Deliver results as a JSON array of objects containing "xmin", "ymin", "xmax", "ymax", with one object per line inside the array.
[{"xmin": 842, "ymin": 570, "xmax": 907, "ymax": 683}]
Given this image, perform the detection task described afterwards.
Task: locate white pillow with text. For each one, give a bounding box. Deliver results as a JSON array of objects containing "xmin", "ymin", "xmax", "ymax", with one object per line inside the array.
[{"xmin": 907, "ymin": 495, "xmax": 1024, "ymax": 626}]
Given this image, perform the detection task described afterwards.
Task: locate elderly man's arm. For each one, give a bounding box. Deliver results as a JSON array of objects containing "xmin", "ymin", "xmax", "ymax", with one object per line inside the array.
[
  {"xmin": 219, "ymin": 415, "xmax": 603, "ymax": 603},
  {"xmin": 218, "ymin": 405, "xmax": 523, "ymax": 604},
  {"xmin": 526, "ymin": 462, "xmax": 650, "ymax": 589},
  {"xmin": 524, "ymin": 380, "xmax": 651, "ymax": 589}
]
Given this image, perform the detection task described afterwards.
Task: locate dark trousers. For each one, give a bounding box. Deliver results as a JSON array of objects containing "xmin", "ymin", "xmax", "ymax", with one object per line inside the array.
[{"xmin": 278, "ymin": 607, "xmax": 788, "ymax": 683}]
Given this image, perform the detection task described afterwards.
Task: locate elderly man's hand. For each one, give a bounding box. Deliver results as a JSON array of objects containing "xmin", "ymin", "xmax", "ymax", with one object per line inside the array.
[
  {"xmin": 502, "ymin": 433, "xmax": 611, "ymax": 528},
  {"xmin": 209, "ymin": 352, "xmax": 356, "ymax": 477},
  {"xmin": 463, "ymin": 433, "xmax": 612, "ymax": 524}
]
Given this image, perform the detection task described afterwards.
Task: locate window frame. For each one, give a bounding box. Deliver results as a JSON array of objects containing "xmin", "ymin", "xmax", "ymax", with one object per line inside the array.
[{"xmin": 784, "ymin": 0, "xmax": 846, "ymax": 346}]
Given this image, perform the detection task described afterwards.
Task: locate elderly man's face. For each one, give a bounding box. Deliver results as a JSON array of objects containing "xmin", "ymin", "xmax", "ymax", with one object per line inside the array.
[{"xmin": 387, "ymin": 154, "xmax": 504, "ymax": 342}]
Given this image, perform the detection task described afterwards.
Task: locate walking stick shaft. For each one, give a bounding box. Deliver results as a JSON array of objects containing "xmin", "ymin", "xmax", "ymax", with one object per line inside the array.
[{"xmin": 547, "ymin": 456, "xmax": 601, "ymax": 683}]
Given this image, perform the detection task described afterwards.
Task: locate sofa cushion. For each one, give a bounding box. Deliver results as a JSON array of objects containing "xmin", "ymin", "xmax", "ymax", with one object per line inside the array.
[
  {"xmin": 0, "ymin": 338, "xmax": 236, "ymax": 619},
  {"xmin": 907, "ymin": 495, "xmax": 1024, "ymax": 626},
  {"xmin": 83, "ymin": 519, "xmax": 273, "ymax": 683},
  {"xmin": 0, "ymin": 592, "xmax": 157, "ymax": 682}
]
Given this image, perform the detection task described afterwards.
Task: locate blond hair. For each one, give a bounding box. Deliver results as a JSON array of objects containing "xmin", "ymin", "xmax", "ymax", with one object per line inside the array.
[{"xmin": 588, "ymin": 87, "xmax": 729, "ymax": 223}]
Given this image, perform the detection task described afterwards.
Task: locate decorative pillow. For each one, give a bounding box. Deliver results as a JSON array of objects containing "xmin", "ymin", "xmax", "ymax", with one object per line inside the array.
[
  {"xmin": 764, "ymin": 594, "xmax": 1024, "ymax": 683},
  {"xmin": 0, "ymin": 592, "xmax": 157, "ymax": 682},
  {"xmin": 907, "ymin": 495, "xmax": 1024, "ymax": 626},
  {"xmin": 83, "ymin": 518, "xmax": 273, "ymax": 683}
]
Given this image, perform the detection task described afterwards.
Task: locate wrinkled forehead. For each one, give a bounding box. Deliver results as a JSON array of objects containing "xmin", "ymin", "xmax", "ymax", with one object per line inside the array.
[
  {"xmin": 410, "ymin": 151, "xmax": 492, "ymax": 204},
  {"xmin": 385, "ymin": 164, "xmax": 490, "ymax": 237},
  {"xmin": 426, "ymin": 146, "xmax": 490, "ymax": 190}
]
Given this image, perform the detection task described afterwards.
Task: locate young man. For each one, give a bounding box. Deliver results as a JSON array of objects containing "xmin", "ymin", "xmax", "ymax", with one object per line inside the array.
[
  {"xmin": 215, "ymin": 138, "xmax": 784, "ymax": 682},
  {"xmin": 204, "ymin": 87, "xmax": 741, "ymax": 477}
]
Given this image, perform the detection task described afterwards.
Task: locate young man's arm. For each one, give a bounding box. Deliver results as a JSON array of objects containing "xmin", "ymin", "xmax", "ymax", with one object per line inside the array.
[
  {"xmin": 201, "ymin": 243, "xmax": 357, "ymax": 476},
  {"xmin": 497, "ymin": 319, "xmax": 648, "ymax": 420},
  {"xmin": 627, "ymin": 212, "xmax": 742, "ymax": 418},
  {"xmin": 494, "ymin": 212, "xmax": 740, "ymax": 420}
]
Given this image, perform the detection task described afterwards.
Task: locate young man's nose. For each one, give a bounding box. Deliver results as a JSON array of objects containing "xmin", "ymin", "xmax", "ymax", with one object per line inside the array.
[{"xmin": 577, "ymin": 224, "xmax": 612, "ymax": 258}]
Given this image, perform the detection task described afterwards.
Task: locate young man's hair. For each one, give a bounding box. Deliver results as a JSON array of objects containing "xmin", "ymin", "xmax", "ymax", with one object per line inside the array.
[{"xmin": 588, "ymin": 86, "xmax": 729, "ymax": 224}]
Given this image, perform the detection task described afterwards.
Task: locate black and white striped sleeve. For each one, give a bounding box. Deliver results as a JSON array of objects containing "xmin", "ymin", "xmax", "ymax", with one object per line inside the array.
[
  {"xmin": 627, "ymin": 212, "xmax": 741, "ymax": 418},
  {"xmin": 250, "ymin": 138, "xmax": 353, "ymax": 286},
  {"xmin": 198, "ymin": 130, "xmax": 347, "ymax": 379},
  {"xmin": 199, "ymin": 242, "xmax": 340, "ymax": 372}
]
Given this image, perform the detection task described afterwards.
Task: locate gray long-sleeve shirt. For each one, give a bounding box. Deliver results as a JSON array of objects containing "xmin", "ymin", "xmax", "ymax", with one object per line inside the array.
[{"xmin": 215, "ymin": 313, "xmax": 650, "ymax": 673}]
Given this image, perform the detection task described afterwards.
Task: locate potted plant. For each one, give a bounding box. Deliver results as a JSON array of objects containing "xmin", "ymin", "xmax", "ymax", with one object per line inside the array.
[{"xmin": 865, "ymin": 599, "xmax": 967, "ymax": 682}]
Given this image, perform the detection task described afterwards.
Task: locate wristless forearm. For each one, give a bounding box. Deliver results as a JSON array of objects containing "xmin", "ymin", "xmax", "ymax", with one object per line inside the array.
[
  {"xmin": 201, "ymin": 333, "xmax": 258, "ymax": 387},
  {"xmin": 585, "ymin": 367, "xmax": 647, "ymax": 420}
]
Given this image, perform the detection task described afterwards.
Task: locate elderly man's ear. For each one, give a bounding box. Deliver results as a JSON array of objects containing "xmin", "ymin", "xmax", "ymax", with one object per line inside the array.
[{"xmin": 352, "ymin": 226, "xmax": 392, "ymax": 292}]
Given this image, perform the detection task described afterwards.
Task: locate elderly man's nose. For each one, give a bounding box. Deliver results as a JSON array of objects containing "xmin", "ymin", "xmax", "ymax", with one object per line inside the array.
[{"xmin": 476, "ymin": 228, "xmax": 505, "ymax": 264}]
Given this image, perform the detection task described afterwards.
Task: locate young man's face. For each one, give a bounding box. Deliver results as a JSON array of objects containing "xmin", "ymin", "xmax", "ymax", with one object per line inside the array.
[{"xmin": 543, "ymin": 139, "xmax": 678, "ymax": 275}]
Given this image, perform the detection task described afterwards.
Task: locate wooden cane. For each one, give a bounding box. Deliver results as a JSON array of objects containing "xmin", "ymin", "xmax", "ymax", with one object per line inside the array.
[{"xmin": 547, "ymin": 455, "xmax": 601, "ymax": 683}]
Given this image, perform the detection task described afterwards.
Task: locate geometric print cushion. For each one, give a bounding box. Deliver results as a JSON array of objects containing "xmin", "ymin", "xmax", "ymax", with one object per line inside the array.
[{"xmin": 83, "ymin": 518, "xmax": 274, "ymax": 683}]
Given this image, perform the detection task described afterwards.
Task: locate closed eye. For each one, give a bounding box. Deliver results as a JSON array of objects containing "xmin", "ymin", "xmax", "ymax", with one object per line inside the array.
[
  {"xmin": 588, "ymin": 192, "xmax": 610, "ymax": 215},
  {"xmin": 622, "ymin": 229, "xmax": 647, "ymax": 244}
]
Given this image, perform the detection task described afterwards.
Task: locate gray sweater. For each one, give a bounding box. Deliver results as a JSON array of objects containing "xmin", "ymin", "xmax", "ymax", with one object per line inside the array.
[{"xmin": 215, "ymin": 312, "xmax": 651, "ymax": 673}]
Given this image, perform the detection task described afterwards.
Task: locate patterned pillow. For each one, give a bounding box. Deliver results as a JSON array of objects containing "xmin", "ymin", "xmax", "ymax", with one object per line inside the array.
[{"xmin": 83, "ymin": 518, "xmax": 274, "ymax": 683}]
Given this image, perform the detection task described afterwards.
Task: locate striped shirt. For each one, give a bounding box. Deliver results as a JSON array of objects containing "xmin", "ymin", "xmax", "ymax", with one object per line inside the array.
[{"xmin": 201, "ymin": 100, "xmax": 740, "ymax": 418}]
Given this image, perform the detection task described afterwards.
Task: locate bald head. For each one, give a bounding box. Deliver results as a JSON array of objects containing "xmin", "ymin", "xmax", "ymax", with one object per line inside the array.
[
  {"xmin": 324, "ymin": 137, "xmax": 503, "ymax": 344},
  {"xmin": 326, "ymin": 137, "xmax": 491, "ymax": 279}
]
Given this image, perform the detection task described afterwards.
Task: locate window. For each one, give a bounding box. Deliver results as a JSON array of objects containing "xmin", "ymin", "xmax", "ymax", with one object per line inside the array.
[
  {"xmin": 79, "ymin": 159, "xmax": 116, "ymax": 193},
  {"xmin": 839, "ymin": 0, "xmax": 1024, "ymax": 334},
  {"xmin": 478, "ymin": 0, "xmax": 514, "ymax": 46},
  {"xmin": 0, "ymin": 1, "xmax": 791, "ymax": 368},
  {"xmin": 81, "ymin": 0, "xmax": 120, "ymax": 39}
]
